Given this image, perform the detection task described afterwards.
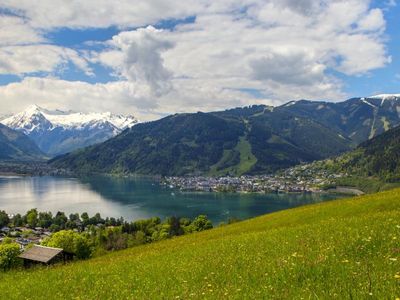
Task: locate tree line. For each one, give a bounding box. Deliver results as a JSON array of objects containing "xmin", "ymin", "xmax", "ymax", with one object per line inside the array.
[{"xmin": 0, "ymin": 209, "xmax": 214, "ymax": 271}]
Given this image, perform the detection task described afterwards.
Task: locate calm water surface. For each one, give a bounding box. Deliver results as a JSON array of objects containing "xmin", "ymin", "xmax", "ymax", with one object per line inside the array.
[{"xmin": 0, "ymin": 175, "xmax": 345, "ymax": 224}]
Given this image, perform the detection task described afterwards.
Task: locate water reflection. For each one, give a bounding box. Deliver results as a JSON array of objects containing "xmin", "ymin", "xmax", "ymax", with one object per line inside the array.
[{"xmin": 0, "ymin": 175, "xmax": 345, "ymax": 223}]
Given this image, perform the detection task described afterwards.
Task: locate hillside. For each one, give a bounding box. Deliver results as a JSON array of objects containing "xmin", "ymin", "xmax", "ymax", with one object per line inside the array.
[
  {"xmin": 0, "ymin": 124, "xmax": 44, "ymax": 161},
  {"xmin": 51, "ymin": 107, "xmax": 351, "ymax": 176},
  {"xmin": 279, "ymin": 96, "xmax": 400, "ymax": 144},
  {"xmin": 50, "ymin": 96, "xmax": 400, "ymax": 176},
  {"xmin": 334, "ymin": 124, "xmax": 400, "ymax": 182},
  {"xmin": 1, "ymin": 189, "xmax": 400, "ymax": 298}
]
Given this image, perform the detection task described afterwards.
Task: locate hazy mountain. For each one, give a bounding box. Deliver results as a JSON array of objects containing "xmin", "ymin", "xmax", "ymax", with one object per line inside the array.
[
  {"xmin": 0, "ymin": 124, "xmax": 45, "ymax": 161},
  {"xmin": 1, "ymin": 105, "xmax": 138, "ymax": 156}
]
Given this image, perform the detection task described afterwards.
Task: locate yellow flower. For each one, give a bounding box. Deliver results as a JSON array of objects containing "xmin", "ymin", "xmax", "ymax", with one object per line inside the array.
[{"xmin": 394, "ymin": 274, "xmax": 400, "ymax": 279}]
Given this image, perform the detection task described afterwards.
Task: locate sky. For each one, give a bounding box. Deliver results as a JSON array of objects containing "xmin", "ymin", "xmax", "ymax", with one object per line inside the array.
[{"xmin": 0, "ymin": 0, "xmax": 398, "ymax": 121}]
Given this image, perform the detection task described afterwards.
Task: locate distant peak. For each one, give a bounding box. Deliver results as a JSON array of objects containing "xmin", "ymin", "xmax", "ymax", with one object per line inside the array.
[
  {"xmin": 24, "ymin": 104, "xmax": 43, "ymax": 112},
  {"xmin": 369, "ymin": 94, "xmax": 400, "ymax": 100}
]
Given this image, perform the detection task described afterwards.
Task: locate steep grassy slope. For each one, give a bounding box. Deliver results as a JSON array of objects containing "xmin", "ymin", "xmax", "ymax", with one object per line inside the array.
[
  {"xmin": 1, "ymin": 189, "xmax": 400, "ymax": 299},
  {"xmin": 0, "ymin": 124, "xmax": 44, "ymax": 161}
]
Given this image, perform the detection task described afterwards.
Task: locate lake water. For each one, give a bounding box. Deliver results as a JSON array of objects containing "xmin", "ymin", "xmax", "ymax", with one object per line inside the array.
[{"xmin": 0, "ymin": 175, "xmax": 345, "ymax": 224}]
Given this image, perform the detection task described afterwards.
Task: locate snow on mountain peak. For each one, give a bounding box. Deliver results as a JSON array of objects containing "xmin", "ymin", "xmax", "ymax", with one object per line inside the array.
[
  {"xmin": 369, "ymin": 94, "xmax": 400, "ymax": 100},
  {"xmin": 0, "ymin": 105, "xmax": 138, "ymax": 134}
]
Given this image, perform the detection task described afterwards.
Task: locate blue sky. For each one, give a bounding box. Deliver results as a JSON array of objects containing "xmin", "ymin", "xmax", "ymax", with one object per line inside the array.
[
  {"xmin": 340, "ymin": 0, "xmax": 400, "ymax": 96},
  {"xmin": 0, "ymin": 0, "xmax": 398, "ymax": 120}
]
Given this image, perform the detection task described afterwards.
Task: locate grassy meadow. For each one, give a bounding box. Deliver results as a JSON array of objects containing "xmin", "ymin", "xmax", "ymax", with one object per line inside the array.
[{"xmin": 1, "ymin": 189, "xmax": 400, "ymax": 299}]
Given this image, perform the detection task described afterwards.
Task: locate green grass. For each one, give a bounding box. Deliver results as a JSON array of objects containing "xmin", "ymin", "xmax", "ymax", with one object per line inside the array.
[
  {"xmin": 234, "ymin": 136, "xmax": 257, "ymax": 174},
  {"xmin": 1, "ymin": 189, "xmax": 400, "ymax": 299},
  {"xmin": 210, "ymin": 136, "xmax": 257, "ymax": 176}
]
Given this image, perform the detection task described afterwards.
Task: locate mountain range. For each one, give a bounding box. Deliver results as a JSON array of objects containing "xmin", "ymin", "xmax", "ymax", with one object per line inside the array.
[
  {"xmin": 1, "ymin": 105, "xmax": 138, "ymax": 156},
  {"xmin": 0, "ymin": 124, "xmax": 44, "ymax": 161},
  {"xmin": 278, "ymin": 95, "xmax": 400, "ymax": 144},
  {"xmin": 50, "ymin": 95, "xmax": 400, "ymax": 176}
]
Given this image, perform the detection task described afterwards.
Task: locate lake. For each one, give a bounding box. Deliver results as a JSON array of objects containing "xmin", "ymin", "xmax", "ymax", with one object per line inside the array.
[{"xmin": 0, "ymin": 175, "xmax": 345, "ymax": 224}]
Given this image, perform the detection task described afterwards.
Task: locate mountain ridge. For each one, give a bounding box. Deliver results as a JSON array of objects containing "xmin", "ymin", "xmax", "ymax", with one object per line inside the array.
[
  {"xmin": 0, "ymin": 124, "xmax": 45, "ymax": 161},
  {"xmin": 1, "ymin": 105, "xmax": 138, "ymax": 156},
  {"xmin": 50, "ymin": 105, "xmax": 352, "ymax": 175}
]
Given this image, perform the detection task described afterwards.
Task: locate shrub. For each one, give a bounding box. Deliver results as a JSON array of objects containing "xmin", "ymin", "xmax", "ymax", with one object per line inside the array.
[
  {"xmin": 42, "ymin": 230, "xmax": 93, "ymax": 260},
  {"xmin": 0, "ymin": 243, "xmax": 20, "ymax": 271}
]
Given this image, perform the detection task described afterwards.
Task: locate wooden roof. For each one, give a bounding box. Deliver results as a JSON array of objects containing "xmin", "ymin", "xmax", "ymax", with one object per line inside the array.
[{"xmin": 19, "ymin": 245, "xmax": 63, "ymax": 263}]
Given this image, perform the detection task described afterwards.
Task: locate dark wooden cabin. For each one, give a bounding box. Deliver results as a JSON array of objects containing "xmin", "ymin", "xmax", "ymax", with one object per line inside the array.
[{"xmin": 19, "ymin": 245, "xmax": 73, "ymax": 267}]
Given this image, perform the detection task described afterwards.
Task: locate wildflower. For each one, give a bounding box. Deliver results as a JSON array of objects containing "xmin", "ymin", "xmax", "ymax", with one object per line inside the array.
[{"xmin": 395, "ymin": 274, "xmax": 400, "ymax": 279}]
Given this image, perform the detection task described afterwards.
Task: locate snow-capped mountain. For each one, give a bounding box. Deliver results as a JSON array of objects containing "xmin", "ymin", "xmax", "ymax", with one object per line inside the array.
[
  {"xmin": 1, "ymin": 105, "xmax": 138, "ymax": 156},
  {"xmin": 370, "ymin": 94, "xmax": 400, "ymax": 100}
]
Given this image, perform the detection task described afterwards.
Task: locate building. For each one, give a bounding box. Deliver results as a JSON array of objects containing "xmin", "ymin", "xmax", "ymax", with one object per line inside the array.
[{"xmin": 19, "ymin": 245, "xmax": 73, "ymax": 267}]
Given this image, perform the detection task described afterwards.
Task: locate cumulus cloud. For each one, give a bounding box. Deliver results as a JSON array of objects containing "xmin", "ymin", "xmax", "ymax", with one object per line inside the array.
[
  {"xmin": 0, "ymin": 77, "xmax": 264, "ymax": 121},
  {"xmin": 0, "ymin": 0, "xmax": 205, "ymax": 28},
  {"xmin": 0, "ymin": 0, "xmax": 393, "ymax": 118},
  {"xmin": 0, "ymin": 13, "xmax": 92, "ymax": 76},
  {"xmin": 96, "ymin": 26, "xmax": 175, "ymax": 96},
  {"xmin": 0, "ymin": 77, "xmax": 157, "ymax": 119},
  {"xmin": 0, "ymin": 45, "xmax": 92, "ymax": 75},
  {"xmin": 0, "ymin": 15, "xmax": 44, "ymax": 46},
  {"xmin": 249, "ymin": 52, "xmax": 326, "ymax": 85}
]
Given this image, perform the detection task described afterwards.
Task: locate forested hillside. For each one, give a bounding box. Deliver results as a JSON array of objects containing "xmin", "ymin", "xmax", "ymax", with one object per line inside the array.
[
  {"xmin": 0, "ymin": 124, "xmax": 44, "ymax": 161},
  {"xmin": 51, "ymin": 106, "xmax": 351, "ymax": 175}
]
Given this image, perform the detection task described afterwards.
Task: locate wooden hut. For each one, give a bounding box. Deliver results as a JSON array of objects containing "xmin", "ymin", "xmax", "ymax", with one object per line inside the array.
[{"xmin": 19, "ymin": 245, "xmax": 71, "ymax": 267}]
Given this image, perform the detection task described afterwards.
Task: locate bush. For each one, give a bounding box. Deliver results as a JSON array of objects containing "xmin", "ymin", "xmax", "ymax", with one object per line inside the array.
[
  {"xmin": 42, "ymin": 230, "xmax": 93, "ymax": 260},
  {"xmin": 192, "ymin": 215, "xmax": 213, "ymax": 231},
  {"xmin": 0, "ymin": 243, "xmax": 20, "ymax": 271}
]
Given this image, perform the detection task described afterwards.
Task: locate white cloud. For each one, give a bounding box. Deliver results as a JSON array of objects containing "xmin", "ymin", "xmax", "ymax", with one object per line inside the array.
[
  {"xmin": 100, "ymin": 26, "xmax": 175, "ymax": 96},
  {"xmin": 0, "ymin": 15, "xmax": 44, "ymax": 46},
  {"xmin": 0, "ymin": 45, "xmax": 92, "ymax": 75},
  {"xmin": 357, "ymin": 8, "xmax": 386, "ymax": 32},
  {"xmin": 0, "ymin": 77, "xmax": 157, "ymax": 119},
  {"xmin": 0, "ymin": 0, "xmax": 206, "ymax": 28},
  {"xmin": 0, "ymin": 0, "xmax": 392, "ymax": 118}
]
